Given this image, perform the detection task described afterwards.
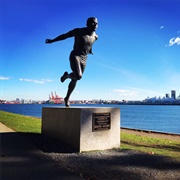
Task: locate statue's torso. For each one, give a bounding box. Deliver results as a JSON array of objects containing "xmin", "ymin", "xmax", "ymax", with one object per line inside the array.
[{"xmin": 73, "ymin": 28, "xmax": 97, "ymax": 56}]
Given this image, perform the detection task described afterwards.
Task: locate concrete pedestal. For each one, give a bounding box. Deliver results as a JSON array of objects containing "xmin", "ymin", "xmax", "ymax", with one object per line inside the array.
[{"xmin": 42, "ymin": 107, "xmax": 120, "ymax": 152}]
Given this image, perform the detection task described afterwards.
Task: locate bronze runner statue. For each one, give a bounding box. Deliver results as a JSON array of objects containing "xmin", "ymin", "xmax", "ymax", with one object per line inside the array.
[{"xmin": 45, "ymin": 17, "xmax": 98, "ymax": 107}]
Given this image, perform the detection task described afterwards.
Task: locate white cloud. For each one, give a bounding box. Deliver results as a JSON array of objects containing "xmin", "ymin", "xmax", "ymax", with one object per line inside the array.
[
  {"xmin": 113, "ymin": 87, "xmax": 164, "ymax": 100},
  {"xmin": 160, "ymin": 25, "xmax": 164, "ymax": 29},
  {"xmin": 75, "ymin": 91, "xmax": 79, "ymax": 94},
  {"xmin": 114, "ymin": 89, "xmax": 137, "ymax": 97},
  {"xmin": 129, "ymin": 87, "xmax": 162, "ymax": 98},
  {"xmin": 167, "ymin": 37, "xmax": 180, "ymax": 46},
  {"xmin": 41, "ymin": 79, "xmax": 53, "ymax": 82},
  {"xmin": 19, "ymin": 78, "xmax": 53, "ymax": 84},
  {"xmin": 0, "ymin": 76, "xmax": 10, "ymax": 80}
]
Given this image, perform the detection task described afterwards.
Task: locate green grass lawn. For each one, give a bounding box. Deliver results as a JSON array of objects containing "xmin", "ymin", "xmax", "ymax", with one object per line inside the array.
[
  {"xmin": 121, "ymin": 132, "xmax": 180, "ymax": 159},
  {"xmin": 0, "ymin": 110, "xmax": 179, "ymax": 159},
  {"xmin": 0, "ymin": 110, "xmax": 41, "ymax": 133}
]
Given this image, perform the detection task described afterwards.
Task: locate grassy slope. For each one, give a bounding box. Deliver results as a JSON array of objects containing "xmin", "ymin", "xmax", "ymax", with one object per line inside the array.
[
  {"xmin": 0, "ymin": 110, "xmax": 41, "ymax": 133},
  {"xmin": 0, "ymin": 110, "xmax": 179, "ymax": 159}
]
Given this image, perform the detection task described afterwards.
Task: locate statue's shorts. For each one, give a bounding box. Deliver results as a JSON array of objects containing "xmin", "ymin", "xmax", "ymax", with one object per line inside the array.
[{"xmin": 69, "ymin": 50, "xmax": 87, "ymax": 79}]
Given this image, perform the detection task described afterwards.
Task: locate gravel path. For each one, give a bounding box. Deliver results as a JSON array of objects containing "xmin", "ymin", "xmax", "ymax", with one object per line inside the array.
[
  {"xmin": 34, "ymin": 132, "xmax": 180, "ymax": 180},
  {"xmin": 46, "ymin": 149, "xmax": 180, "ymax": 180}
]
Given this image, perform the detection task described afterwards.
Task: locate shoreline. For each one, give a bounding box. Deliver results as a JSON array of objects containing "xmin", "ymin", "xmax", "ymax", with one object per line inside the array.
[
  {"xmin": 121, "ymin": 127, "xmax": 180, "ymax": 136},
  {"xmin": 121, "ymin": 127, "xmax": 180, "ymax": 142}
]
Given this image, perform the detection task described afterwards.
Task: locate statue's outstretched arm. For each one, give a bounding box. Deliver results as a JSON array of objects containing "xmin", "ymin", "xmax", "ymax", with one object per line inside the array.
[{"xmin": 45, "ymin": 29, "xmax": 76, "ymax": 44}]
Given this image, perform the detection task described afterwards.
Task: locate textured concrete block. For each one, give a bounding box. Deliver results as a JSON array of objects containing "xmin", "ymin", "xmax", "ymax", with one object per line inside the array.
[{"xmin": 42, "ymin": 107, "xmax": 120, "ymax": 152}]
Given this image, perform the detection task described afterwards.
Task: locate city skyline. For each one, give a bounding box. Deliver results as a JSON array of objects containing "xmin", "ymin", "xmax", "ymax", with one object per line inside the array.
[
  {"xmin": 2, "ymin": 89, "xmax": 180, "ymax": 103},
  {"xmin": 1, "ymin": 0, "xmax": 180, "ymax": 101}
]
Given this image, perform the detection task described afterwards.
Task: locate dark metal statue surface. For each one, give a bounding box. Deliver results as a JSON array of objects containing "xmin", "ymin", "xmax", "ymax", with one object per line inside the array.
[{"xmin": 45, "ymin": 17, "xmax": 98, "ymax": 107}]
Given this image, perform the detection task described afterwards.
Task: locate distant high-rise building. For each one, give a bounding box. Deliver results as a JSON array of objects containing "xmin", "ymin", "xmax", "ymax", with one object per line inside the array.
[
  {"xmin": 165, "ymin": 93, "xmax": 170, "ymax": 98},
  {"xmin": 16, "ymin": 98, "xmax": 20, "ymax": 102},
  {"xmin": 171, "ymin": 90, "xmax": 176, "ymax": 99}
]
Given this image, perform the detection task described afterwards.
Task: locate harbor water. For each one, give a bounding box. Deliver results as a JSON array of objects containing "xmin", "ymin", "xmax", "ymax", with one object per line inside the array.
[{"xmin": 0, "ymin": 104, "xmax": 180, "ymax": 134}]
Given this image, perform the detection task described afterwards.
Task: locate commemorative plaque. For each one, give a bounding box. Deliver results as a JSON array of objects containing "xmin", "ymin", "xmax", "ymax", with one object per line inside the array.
[{"xmin": 92, "ymin": 112, "xmax": 111, "ymax": 131}]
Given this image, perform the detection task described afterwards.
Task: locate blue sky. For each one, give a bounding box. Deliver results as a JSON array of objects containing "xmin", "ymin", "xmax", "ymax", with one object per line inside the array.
[{"xmin": 1, "ymin": 0, "xmax": 180, "ymax": 101}]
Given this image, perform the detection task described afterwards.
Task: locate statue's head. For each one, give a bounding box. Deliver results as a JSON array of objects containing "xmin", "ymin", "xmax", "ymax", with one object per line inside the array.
[{"xmin": 86, "ymin": 17, "xmax": 98, "ymax": 31}]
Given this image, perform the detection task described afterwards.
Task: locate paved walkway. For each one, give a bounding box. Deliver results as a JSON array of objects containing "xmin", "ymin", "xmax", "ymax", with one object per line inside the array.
[
  {"xmin": 0, "ymin": 123, "xmax": 15, "ymax": 133},
  {"xmin": 0, "ymin": 123, "xmax": 83, "ymax": 180}
]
